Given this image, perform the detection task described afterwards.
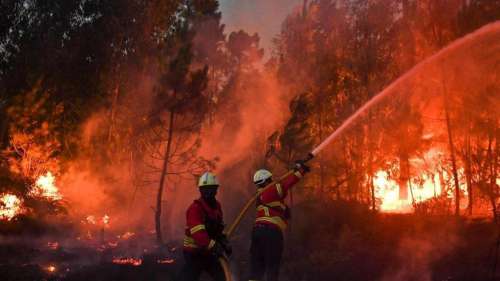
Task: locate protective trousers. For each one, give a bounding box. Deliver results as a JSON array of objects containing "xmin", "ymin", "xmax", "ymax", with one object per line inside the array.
[
  {"xmin": 178, "ymin": 251, "xmax": 226, "ymax": 281},
  {"xmin": 249, "ymin": 225, "xmax": 284, "ymax": 281}
]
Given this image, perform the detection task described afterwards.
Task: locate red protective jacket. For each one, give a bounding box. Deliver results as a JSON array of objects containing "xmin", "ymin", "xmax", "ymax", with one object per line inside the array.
[
  {"xmin": 183, "ymin": 198, "xmax": 224, "ymax": 253},
  {"xmin": 254, "ymin": 169, "xmax": 305, "ymax": 232}
]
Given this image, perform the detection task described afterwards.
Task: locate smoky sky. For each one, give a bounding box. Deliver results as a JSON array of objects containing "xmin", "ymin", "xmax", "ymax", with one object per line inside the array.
[{"xmin": 219, "ymin": 0, "xmax": 303, "ymax": 56}]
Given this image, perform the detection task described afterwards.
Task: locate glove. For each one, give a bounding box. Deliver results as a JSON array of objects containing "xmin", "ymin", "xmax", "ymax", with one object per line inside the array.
[
  {"xmin": 294, "ymin": 159, "xmax": 311, "ymax": 173},
  {"xmin": 211, "ymin": 242, "xmax": 226, "ymax": 258},
  {"xmin": 218, "ymin": 235, "xmax": 232, "ymax": 257},
  {"xmin": 222, "ymin": 242, "xmax": 232, "ymax": 257}
]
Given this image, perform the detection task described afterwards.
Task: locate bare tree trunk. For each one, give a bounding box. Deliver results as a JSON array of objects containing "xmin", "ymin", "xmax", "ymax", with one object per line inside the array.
[
  {"xmin": 367, "ymin": 110, "xmax": 375, "ymax": 211},
  {"xmin": 399, "ymin": 152, "xmax": 409, "ymax": 200},
  {"xmin": 406, "ymin": 160, "xmax": 416, "ymax": 208},
  {"xmin": 465, "ymin": 131, "xmax": 473, "ymax": 216},
  {"xmin": 317, "ymin": 101, "xmax": 325, "ymax": 194},
  {"xmin": 442, "ymin": 78, "xmax": 461, "ymax": 216},
  {"xmin": 0, "ymin": 108, "xmax": 7, "ymax": 149},
  {"xmin": 155, "ymin": 109, "xmax": 175, "ymax": 245},
  {"xmin": 432, "ymin": 173, "xmax": 437, "ymax": 197},
  {"xmin": 370, "ymin": 175, "xmax": 376, "ymax": 211},
  {"xmin": 487, "ymin": 133, "xmax": 499, "ymax": 222}
]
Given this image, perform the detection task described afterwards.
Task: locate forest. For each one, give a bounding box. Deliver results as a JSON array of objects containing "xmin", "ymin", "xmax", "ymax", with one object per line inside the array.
[{"xmin": 0, "ymin": 0, "xmax": 499, "ymax": 280}]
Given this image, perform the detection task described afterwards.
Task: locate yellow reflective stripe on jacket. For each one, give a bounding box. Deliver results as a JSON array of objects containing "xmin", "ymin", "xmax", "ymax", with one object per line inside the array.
[
  {"xmin": 190, "ymin": 224, "xmax": 205, "ymax": 234},
  {"xmin": 266, "ymin": 201, "xmax": 286, "ymax": 209},
  {"xmin": 275, "ymin": 183, "xmax": 283, "ymax": 197},
  {"xmin": 255, "ymin": 216, "xmax": 287, "ymax": 231},
  {"xmin": 207, "ymin": 239, "xmax": 216, "ymax": 249},
  {"xmin": 257, "ymin": 205, "xmax": 270, "ymax": 216},
  {"xmin": 183, "ymin": 236, "xmax": 198, "ymax": 248},
  {"xmin": 294, "ymin": 170, "xmax": 303, "ymax": 178}
]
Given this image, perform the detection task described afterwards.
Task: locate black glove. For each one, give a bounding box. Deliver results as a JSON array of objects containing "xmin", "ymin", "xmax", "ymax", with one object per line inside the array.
[
  {"xmin": 222, "ymin": 242, "xmax": 232, "ymax": 257},
  {"xmin": 218, "ymin": 235, "xmax": 232, "ymax": 257},
  {"xmin": 211, "ymin": 242, "xmax": 226, "ymax": 258},
  {"xmin": 294, "ymin": 159, "xmax": 311, "ymax": 173}
]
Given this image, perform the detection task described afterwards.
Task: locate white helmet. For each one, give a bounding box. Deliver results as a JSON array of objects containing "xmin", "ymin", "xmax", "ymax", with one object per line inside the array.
[
  {"xmin": 198, "ymin": 172, "xmax": 219, "ymax": 188},
  {"xmin": 253, "ymin": 169, "xmax": 273, "ymax": 186}
]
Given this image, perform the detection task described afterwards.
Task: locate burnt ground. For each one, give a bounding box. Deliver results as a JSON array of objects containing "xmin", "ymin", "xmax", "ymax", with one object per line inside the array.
[{"xmin": 1, "ymin": 201, "xmax": 500, "ymax": 281}]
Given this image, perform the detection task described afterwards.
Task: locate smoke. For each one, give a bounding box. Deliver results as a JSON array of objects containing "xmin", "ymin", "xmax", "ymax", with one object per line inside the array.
[
  {"xmin": 220, "ymin": 0, "xmax": 303, "ymax": 55},
  {"xmin": 379, "ymin": 223, "xmax": 460, "ymax": 281},
  {"xmin": 201, "ymin": 72, "xmax": 290, "ymax": 171},
  {"xmin": 53, "ymin": 37, "xmax": 294, "ymax": 242},
  {"xmin": 57, "ymin": 69, "xmax": 160, "ymax": 232},
  {"xmin": 164, "ymin": 69, "xmax": 294, "ymax": 238}
]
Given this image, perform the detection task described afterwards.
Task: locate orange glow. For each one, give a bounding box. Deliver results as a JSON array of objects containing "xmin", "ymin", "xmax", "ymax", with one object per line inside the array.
[
  {"xmin": 118, "ymin": 231, "xmax": 135, "ymax": 240},
  {"xmin": 31, "ymin": 172, "xmax": 62, "ymax": 201},
  {"xmin": 86, "ymin": 215, "xmax": 96, "ymax": 224},
  {"xmin": 0, "ymin": 194, "xmax": 25, "ymax": 220},
  {"xmin": 46, "ymin": 265, "xmax": 57, "ymax": 273},
  {"xmin": 47, "ymin": 242, "xmax": 59, "ymax": 250},
  {"xmin": 157, "ymin": 258, "xmax": 175, "ymax": 264},
  {"xmin": 112, "ymin": 257, "xmax": 142, "ymax": 266},
  {"xmin": 374, "ymin": 171, "xmax": 442, "ymax": 213},
  {"xmin": 102, "ymin": 214, "xmax": 110, "ymax": 226}
]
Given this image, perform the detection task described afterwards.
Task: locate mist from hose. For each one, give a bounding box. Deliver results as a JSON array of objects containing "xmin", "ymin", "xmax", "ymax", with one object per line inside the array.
[{"xmin": 311, "ymin": 21, "xmax": 500, "ymax": 156}]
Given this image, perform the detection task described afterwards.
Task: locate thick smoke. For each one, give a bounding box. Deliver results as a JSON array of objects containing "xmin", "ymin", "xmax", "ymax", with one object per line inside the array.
[
  {"xmin": 166, "ymin": 70, "xmax": 293, "ymax": 238},
  {"xmin": 379, "ymin": 225, "xmax": 460, "ymax": 281},
  {"xmin": 56, "ymin": 46, "xmax": 294, "ymax": 241}
]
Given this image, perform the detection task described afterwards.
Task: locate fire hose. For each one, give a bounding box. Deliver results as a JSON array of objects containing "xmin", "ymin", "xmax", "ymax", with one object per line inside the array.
[
  {"xmin": 218, "ymin": 153, "xmax": 317, "ymax": 281},
  {"xmin": 216, "ymin": 89, "xmax": 376, "ymax": 279},
  {"xmin": 215, "ymin": 21, "xmax": 500, "ymax": 279},
  {"xmin": 216, "ymin": 69, "xmax": 379, "ymax": 278}
]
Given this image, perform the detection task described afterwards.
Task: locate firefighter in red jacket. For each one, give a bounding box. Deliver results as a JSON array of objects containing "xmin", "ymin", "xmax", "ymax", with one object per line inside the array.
[
  {"xmin": 249, "ymin": 161, "xmax": 310, "ymax": 281},
  {"xmin": 179, "ymin": 172, "xmax": 231, "ymax": 281}
]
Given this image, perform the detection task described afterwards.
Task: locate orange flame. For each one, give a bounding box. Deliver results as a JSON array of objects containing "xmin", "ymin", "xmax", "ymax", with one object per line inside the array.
[
  {"xmin": 118, "ymin": 231, "xmax": 135, "ymax": 240},
  {"xmin": 0, "ymin": 194, "xmax": 25, "ymax": 220},
  {"xmin": 102, "ymin": 214, "xmax": 110, "ymax": 226},
  {"xmin": 47, "ymin": 241, "xmax": 59, "ymax": 250},
  {"xmin": 374, "ymin": 171, "xmax": 442, "ymax": 212},
  {"xmin": 112, "ymin": 257, "xmax": 142, "ymax": 266},
  {"xmin": 45, "ymin": 265, "xmax": 57, "ymax": 273},
  {"xmin": 86, "ymin": 215, "xmax": 96, "ymax": 224},
  {"xmin": 31, "ymin": 172, "xmax": 62, "ymax": 201},
  {"xmin": 157, "ymin": 258, "xmax": 175, "ymax": 264}
]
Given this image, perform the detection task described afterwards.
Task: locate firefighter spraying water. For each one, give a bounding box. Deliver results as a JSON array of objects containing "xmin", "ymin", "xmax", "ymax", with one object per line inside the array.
[
  {"xmin": 248, "ymin": 162, "xmax": 310, "ymax": 281},
  {"xmin": 215, "ymin": 20, "xmax": 500, "ymax": 281}
]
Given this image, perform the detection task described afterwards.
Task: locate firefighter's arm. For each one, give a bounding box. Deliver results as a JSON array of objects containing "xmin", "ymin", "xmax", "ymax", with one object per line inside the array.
[
  {"xmin": 260, "ymin": 168, "xmax": 307, "ymax": 202},
  {"xmin": 186, "ymin": 206, "xmax": 216, "ymax": 250}
]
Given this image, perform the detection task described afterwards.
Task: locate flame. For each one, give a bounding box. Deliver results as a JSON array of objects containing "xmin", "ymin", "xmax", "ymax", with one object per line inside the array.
[
  {"xmin": 0, "ymin": 194, "xmax": 25, "ymax": 220},
  {"xmin": 86, "ymin": 215, "xmax": 96, "ymax": 224},
  {"xmin": 47, "ymin": 241, "xmax": 59, "ymax": 250},
  {"xmin": 31, "ymin": 172, "xmax": 62, "ymax": 201},
  {"xmin": 102, "ymin": 214, "xmax": 110, "ymax": 226},
  {"xmin": 46, "ymin": 265, "xmax": 57, "ymax": 273},
  {"xmin": 112, "ymin": 257, "xmax": 142, "ymax": 266},
  {"xmin": 374, "ymin": 171, "xmax": 442, "ymax": 212},
  {"xmin": 157, "ymin": 258, "xmax": 175, "ymax": 264},
  {"xmin": 118, "ymin": 231, "xmax": 135, "ymax": 240}
]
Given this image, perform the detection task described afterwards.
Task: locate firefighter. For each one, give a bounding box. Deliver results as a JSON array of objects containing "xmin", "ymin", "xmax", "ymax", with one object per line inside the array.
[
  {"xmin": 179, "ymin": 172, "xmax": 231, "ymax": 281},
  {"xmin": 249, "ymin": 160, "xmax": 310, "ymax": 281}
]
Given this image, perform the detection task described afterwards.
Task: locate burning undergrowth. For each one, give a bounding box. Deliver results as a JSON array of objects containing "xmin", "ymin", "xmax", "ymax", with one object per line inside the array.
[
  {"xmin": 0, "ymin": 1, "xmax": 499, "ymax": 280},
  {"xmin": 279, "ymin": 200, "xmax": 496, "ymax": 281},
  {"xmin": 0, "ymin": 222, "xmax": 181, "ymax": 281}
]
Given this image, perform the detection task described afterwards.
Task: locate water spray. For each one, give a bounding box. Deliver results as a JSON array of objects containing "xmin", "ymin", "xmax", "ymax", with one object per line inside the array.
[{"xmin": 219, "ymin": 21, "xmax": 500, "ymax": 280}]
